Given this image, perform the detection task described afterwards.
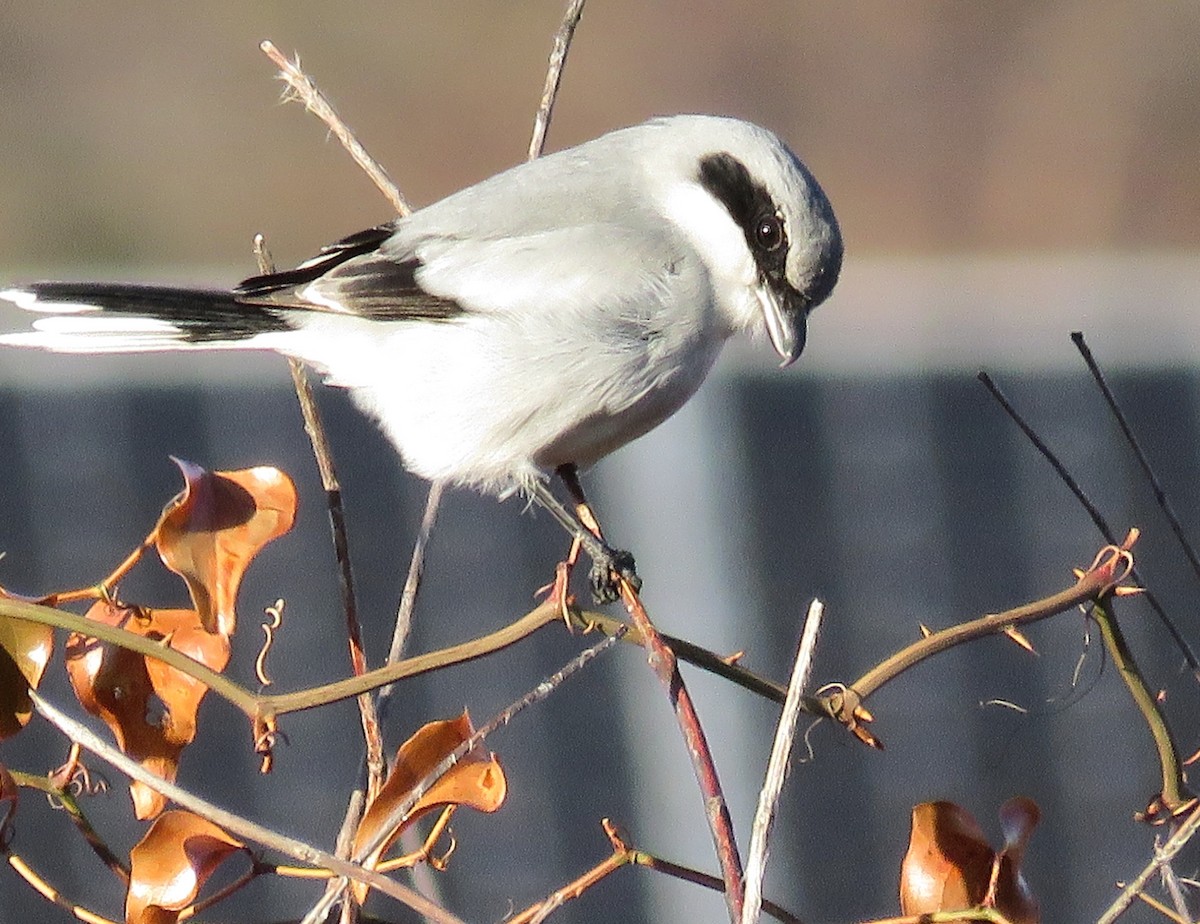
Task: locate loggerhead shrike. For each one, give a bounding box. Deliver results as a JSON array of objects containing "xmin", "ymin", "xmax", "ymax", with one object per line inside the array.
[{"xmin": 0, "ymin": 115, "xmax": 842, "ymax": 600}]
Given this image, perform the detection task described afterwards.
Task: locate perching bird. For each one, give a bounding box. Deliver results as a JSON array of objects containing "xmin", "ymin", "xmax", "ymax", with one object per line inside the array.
[{"xmin": 0, "ymin": 115, "xmax": 842, "ymax": 600}]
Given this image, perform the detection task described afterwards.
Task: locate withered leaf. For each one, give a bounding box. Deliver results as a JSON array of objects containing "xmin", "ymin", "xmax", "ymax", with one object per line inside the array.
[
  {"xmin": 126, "ymin": 810, "xmax": 245, "ymax": 924},
  {"xmin": 900, "ymin": 801, "xmax": 993, "ymax": 915},
  {"xmin": 155, "ymin": 459, "xmax": 297, "ymax": 636},
  {"xmin": 994, "ymin": 796, "xmax": 1041, "ymax": 924},
  {"xmin": 66, "ymin": 602, "xmax": 230, "ymax": 819},
  {"xmin": 900, "ymin": 799, "xmax": 1040, "ymax": 924},
  {"xmin": 354, "ymin": 712, "xmax": 507, "ymax": 872},
  {"xmin": 0, "ymin": 608, "xmax": 54, "ymax": 739}
]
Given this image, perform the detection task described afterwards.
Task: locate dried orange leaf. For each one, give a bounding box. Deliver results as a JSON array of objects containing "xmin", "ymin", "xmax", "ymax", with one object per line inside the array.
[
  {"xmin": 0, "ymin": 611, "xmax": 54, "ymax": 739},
  {"xmin": 155, "ymin": 459, "xmax": 297, "ymax": 636},
  {"xmin": 900, "ymin": 801, "xmax": 993, "ymax": 915},
  {"xmin": 126, "ymin": 810, "xmax": 244, "ymax": 924},
  {"xmin": 66, "ymin": 602, "xmax": 230, "ymax": 819},
  {"xmin": 900, "ymin": 799, "xmax": 1041, "ymax": 923},
  {"xmin": 993, "ymin": 796, "xmax": 1041, "ymax": 924},
  {"xmin": 354, "ymin": 712, "xmax": 507, "ymax": 868}
]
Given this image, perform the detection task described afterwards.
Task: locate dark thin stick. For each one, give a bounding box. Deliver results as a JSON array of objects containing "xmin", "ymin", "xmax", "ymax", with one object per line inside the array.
[
  {"xmin": 353, "ymin": 626, "xmax": 626, "ymax": 864},
  {"xmin": 254, "ymin": 236, "xmax": 386, "ymax": 789},
  {"xmin": 529, "ymin": 0, "xmax": 586, "ymax": 161},
  {"xmin": 1072, "ymin": 331, "xmax": 1200, "ymax": 586},
  {"xmin": 978, "ymin": 372, "xmax": 1199, "ymax": 671}
]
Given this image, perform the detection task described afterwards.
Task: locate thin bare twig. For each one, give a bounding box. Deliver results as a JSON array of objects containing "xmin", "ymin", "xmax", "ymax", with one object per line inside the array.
[
  {"xmin": 741, "ymin": 599, "xmax": 825, "ymax": 924},
  {"xmin": 1071, "ymin": 332, "xmax": 1200, "ymax": 588},
  {"xmin": 1160, "ymin": 860, "xmax": 1193, "ymax": 924},
  {"xmin": 28, "ymin": 692, "xmax": 464, "ymax": 924},
  {"xmin": 260, "ymin": 40, "xmax": 410, "ymax": 216},
  {"xmin": 380, "ymin": 479, "xmax": 445, "ymax": 707},
  {"xmin": 977, "ymin": 371, "xmax": 1200, "ymax": 672},
  {"xmin": 255, "ymin": 234, "xmax": 384, "ymax": 916},
  {"xmin": 529, "ymin": 0, "xmax": 587, "ymax": 160}
]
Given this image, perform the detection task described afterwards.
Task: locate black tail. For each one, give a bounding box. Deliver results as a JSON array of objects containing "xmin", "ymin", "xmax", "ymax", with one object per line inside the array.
[{"xmin": 2, "ymin": 282, "xmax": 291, "ymax": 347}]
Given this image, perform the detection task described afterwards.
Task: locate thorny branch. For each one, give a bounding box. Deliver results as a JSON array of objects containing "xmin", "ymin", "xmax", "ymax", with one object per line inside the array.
[{"xmin": 820, "ymin": 531, "xmax": 1145, "ymax": 749}]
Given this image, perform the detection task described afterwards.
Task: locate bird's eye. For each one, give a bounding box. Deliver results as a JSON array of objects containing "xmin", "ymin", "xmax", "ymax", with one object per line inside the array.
[{"xmin": 755, "ymin": 214, "xmax": 784, "ymax": 252}]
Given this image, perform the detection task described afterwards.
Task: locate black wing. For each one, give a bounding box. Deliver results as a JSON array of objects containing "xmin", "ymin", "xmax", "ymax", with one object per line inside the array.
[{"xmin": 234, "ymin": 223, "xmax": 464, "ymax": 321}]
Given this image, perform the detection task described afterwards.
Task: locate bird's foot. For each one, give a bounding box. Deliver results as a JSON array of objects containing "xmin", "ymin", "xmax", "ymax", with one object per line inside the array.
[{"xmin": 589, "ymin": 546, "xmax": 641, "ymax": 604}]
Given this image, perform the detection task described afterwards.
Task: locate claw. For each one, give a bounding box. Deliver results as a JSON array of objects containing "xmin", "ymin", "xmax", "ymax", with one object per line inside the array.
[{"xmin": 589, "ymin": 547, "xmax": 640, "ymax": 604}]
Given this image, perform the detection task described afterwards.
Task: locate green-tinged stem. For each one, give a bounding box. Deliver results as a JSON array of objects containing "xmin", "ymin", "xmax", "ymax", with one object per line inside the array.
[{"xmin": 1091, "ymin": 598, "xmax": 1190, "ymax": 813}]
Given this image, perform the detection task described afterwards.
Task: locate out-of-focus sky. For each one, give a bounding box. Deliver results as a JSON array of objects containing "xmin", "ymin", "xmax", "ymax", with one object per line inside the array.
[{"xmin": 2, "ymin": 1, "xmax": 1198, "ymax": 276}]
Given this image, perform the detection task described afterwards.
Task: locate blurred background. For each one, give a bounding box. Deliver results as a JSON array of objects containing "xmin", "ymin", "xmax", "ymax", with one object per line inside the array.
[{"xmin": 3, "ymin": 3, "xmax": 1200, "ymax": 922}]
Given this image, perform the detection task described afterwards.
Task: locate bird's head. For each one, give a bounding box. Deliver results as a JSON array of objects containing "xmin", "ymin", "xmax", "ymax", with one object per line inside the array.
[{"xmin": 653, "ymin": 116, "xmax": 843, "ymax": 366}]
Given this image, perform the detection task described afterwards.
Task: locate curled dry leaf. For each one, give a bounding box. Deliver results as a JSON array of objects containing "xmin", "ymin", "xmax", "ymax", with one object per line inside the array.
[
  {"xmin": 155, "ymin": 459, "xmax": 297, "ymax": 636},
  {"xmin": 993, "ymin": 796, "xmax": 1040, "ymax": 924},
  {"xmin": 900, "ymin": 798, "xmax": 1040, "ymax": 924},
  {"xmin": 126, "ymin": 809, "xmax": 245, "ymax": 924},
  {"xmin": 65, "ymin": 602, "xmax": 230, "ymax": 819},
  {"xmin": 352, "ymin": 712, "xmax": 506, "ymax": 888},
  {"xmin": 0, "ymin": 603, "xmax": 54, "ymax": 739}
]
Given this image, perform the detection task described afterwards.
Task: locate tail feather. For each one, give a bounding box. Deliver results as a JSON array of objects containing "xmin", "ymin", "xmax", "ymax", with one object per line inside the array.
[{"xmin": 0, "ymin": 283, "xmax": 291, "ymax": 353}]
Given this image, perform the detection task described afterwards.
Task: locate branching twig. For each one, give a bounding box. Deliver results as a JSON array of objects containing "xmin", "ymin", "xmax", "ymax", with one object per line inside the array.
[
  {"xmin": 28, "ymin": 691, "xmax": 464, "ymax": 924},
  {"xmin": 252, "ymin": 235, "xmax": 384, "ymax": 804},
  {"xmin": 251, "ymin": 47, "xmax": 418, "ymax": 917},
  {"xmin": 9, "ymin": 770, "xmax": 128, "ymax": 882},
  {"xmin": 1098, "ymin": 801, "xmax": 1200, "ymax": 924},
  {"xmin": 827, "ymin": 534, "xmax": 1140, "ymax": 747},
  {"xmin": 741, "ymin": 599, "xmax": 825, "ymax": 924},
  {"xmin": 511, "ymin": 820, "xmax": 805, "ymax": 924}
]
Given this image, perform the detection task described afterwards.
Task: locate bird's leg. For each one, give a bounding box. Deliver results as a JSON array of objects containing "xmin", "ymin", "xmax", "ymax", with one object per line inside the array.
[
  {"xmin": 526, "ymin": 469, "xmax": 640, "ymax": 606},
  {"xmin": 558, "ymin": 464, "xmax": 641, "ymax": 604}
]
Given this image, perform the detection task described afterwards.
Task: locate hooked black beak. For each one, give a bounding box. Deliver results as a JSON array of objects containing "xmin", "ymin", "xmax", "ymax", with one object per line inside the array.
[{"xmin": 757, "ymin": 284, "xmax": 808, "ymax": 368}]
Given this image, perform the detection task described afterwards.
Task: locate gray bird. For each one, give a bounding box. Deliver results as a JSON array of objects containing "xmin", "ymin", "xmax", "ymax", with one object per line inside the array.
[{"xmin": 1, "ymin": 115, "xmax": 842, "ymax": 600}]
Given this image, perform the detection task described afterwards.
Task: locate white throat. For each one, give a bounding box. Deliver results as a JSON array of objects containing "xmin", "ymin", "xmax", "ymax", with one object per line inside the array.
[{"xmin": 659, "ymin": 180, "xmax": 762, "ymax": 336}]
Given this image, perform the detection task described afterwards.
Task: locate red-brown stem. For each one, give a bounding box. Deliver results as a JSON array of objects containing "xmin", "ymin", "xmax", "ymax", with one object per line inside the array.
[{"xmin": 619, "ymin": 580, "xmax": 745, "ymax": 921}]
